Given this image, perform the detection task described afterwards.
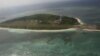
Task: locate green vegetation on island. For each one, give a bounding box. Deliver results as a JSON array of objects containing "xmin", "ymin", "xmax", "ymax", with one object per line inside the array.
[{"xmin": 0, "ymin": 14, "xmax": 80, "ymax": 30}]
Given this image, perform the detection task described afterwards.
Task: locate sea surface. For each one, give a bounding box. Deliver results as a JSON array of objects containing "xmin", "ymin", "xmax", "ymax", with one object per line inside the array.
[{"xmin": 0, "ymin": 28, "xmax": 100, "ymax": 56}]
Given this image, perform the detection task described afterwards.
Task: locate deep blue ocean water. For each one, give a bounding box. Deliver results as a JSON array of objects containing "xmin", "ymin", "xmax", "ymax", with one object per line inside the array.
[{"xmin": 0, "ymin": 29, "xmax": 100, "ymax": 56}]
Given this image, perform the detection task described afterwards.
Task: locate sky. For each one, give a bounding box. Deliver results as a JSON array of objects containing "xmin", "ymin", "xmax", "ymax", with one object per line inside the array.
[{"xmin": 0, "ymin": 0, "xmax": 72, "ymax": 8}]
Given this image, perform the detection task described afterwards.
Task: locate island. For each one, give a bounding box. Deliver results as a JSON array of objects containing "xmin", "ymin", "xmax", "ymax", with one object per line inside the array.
[{"xmin": 0, "ymin": 14, "xmax": 86, "ymax": 30}]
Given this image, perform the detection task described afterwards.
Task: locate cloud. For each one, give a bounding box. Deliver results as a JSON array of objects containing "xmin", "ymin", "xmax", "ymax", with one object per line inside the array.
[{"xmin": 0, "ymin": 0, "xmax": 71, "ymax": 8}]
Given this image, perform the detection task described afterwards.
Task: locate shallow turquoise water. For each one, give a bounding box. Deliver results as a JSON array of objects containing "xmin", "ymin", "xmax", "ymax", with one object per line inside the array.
[{"xmin": 0, "ymin": 29, "xmax": 100, "ymax": 56}]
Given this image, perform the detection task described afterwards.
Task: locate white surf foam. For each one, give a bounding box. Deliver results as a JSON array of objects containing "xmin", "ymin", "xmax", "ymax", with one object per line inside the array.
[{"xmin": 0, "ymin": 27, "xmax": 77, "ymax": 34}]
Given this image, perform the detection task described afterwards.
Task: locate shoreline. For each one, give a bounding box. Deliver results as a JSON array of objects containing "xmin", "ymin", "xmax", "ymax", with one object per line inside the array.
[
  {"xmin": 0, "ymin": 27, "xmax": 77, "ymax": 33},
  {"xmin": 83, "ymin": 29, "xmax": 100, "ymax": 31},
  {"xmin": 0, "ymin": 27, "xmax": 100, "ymax": 32}
]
